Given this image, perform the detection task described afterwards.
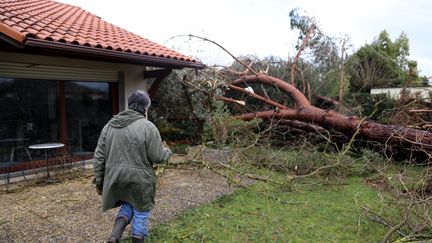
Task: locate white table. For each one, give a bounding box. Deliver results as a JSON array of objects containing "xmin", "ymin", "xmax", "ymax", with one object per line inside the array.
[{"xmin": 29, "ymin": 143, "xmax": 65, "ymax": 177}]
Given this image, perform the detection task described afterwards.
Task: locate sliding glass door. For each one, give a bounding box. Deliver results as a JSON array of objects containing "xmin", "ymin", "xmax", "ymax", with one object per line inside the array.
[
  {"xmin": 0, "ymin": 77, "xmax": 115, "ymax": 162},
  {"xmin": 65, "ymin": 81, "xmax": 112, "ymax": 153}
]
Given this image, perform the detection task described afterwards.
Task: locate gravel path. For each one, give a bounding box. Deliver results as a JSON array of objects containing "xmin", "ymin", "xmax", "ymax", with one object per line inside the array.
[{"xmin": 0, "ymin": 161, "xmax": 238, "ymax": 242}]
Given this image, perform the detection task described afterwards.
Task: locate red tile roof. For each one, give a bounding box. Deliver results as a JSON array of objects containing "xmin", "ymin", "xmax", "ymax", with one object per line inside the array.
[{"xmin": 0, "ymin": 0, "xmax": 201, "ymax": 67}]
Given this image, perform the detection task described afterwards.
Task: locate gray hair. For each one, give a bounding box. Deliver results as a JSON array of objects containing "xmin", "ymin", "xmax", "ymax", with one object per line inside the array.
[{"xmin": 128, "ymin": 90, "xmax": 151, "ymax": 116}]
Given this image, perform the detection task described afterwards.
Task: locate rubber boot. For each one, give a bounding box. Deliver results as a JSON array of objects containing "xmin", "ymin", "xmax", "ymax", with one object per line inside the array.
[
  {"xmin": 131, "ymin": 236, "xmax": 144, "ymax": 243},
  {"xmin": 106, "ymin": 217, "xmax": 128, "ymax": 243}
]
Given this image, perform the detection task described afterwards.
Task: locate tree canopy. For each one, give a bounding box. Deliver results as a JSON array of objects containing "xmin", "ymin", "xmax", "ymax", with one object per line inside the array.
[{"xmin": 346, "ymin": 30, "xmax": 420, "ymax": 92}]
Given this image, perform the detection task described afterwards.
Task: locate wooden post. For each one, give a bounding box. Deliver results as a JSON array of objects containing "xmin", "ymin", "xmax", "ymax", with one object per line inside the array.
[
  {"xmin": 58, "ymin": 81, "xmax": 67, "ymax": 145},
  {"xmin": 110, "ymin": 82, "xmax": 119, "ymax": 115},
  {"xmin": 145, "ymin": 68, "xmax": 172, "ymax": 98}
]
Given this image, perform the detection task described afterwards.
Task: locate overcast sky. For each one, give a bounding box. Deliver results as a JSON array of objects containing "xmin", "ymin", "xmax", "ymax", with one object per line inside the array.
[{"xmin": 58, "ymin": 0, "xmax": 432, "ymax": 76}]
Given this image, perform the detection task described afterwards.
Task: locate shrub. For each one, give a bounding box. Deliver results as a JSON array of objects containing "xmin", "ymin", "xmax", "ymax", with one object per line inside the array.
[
  {"xmin": 345, "ymin": 93, "xmax": 396, "ymax": 123},
  {"xmin": 202, "ymin": 105, "xmax": 261, "ymax": 147}
]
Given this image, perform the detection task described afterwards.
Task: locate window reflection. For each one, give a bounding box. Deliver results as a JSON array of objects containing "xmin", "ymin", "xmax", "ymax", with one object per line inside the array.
[{"xmin": 65, "ymin": 81, "xmax": 112, "ymax": 153}]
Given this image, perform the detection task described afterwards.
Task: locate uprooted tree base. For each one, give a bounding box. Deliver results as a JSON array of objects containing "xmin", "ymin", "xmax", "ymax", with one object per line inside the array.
[{"xmin": 219, "ymin": 73, "xmax": 432, "ymax": 163}]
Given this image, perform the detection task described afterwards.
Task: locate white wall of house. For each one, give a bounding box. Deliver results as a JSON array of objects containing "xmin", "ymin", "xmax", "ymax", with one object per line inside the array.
[
  {"xmin": 371, "ymin": 87, "xmax": 432, "ymax": 100},
  {"xmin": 0, "ymin": 51, "xmax": 151, "ymax": 110}
]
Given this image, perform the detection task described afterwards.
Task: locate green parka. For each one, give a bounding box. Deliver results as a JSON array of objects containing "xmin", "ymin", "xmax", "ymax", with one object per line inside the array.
[{"xmin": 93, "ymin": 109, "xmax": 170, "ymax": 212}]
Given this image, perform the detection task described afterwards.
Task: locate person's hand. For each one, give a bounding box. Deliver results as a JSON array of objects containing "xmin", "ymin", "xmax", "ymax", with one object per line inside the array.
[
  {"xmin": 92, "ymin": 177, "xmax": 103, "ymax": 195},
  {"xmin": 163, "ymin": 141, "xmax": 172, "ymax": 154},
  {"xmin": 165, "ymin": 147, "xmax": 172, "ymax": 156},
  {"xmin": 96, "ymin": 183, "xmax": 103, "ymax": 195}
]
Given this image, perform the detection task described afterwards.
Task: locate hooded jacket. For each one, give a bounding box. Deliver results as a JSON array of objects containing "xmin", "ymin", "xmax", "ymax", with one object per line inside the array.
[{"xmin": 93, "ymin": 109, "xmax": 170, "ymax": 212}]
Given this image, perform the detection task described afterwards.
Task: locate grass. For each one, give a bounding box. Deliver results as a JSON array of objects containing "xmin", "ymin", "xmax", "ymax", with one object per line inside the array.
[
  {"xmin": 145, "ymin": 177, "xmax": 390, "ymax": 242},
  {"xmin": 366, "ymin": 162, "xmax": 429, "ymax": 192}
]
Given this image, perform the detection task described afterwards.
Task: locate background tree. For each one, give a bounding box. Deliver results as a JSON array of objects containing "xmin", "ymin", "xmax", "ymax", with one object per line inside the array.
[
  {"xmin": 346, "ymin": 30, "xmax": 420, "ymax": 92},
  {"xmin": 289, "ymin": 8, "xmax": 351, "ymax": 103}
]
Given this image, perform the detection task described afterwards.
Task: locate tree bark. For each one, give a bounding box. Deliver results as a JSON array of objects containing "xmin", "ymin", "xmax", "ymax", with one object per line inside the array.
[{"xmin": 236, "ymin": 108, "xmax": 432, "ymax": 151}]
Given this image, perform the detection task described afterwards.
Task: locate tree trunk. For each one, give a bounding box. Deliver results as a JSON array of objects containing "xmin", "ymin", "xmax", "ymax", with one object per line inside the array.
[
  {"xmin": 237, "ymin": 107, "xmax": 432, "ymax": 151},
  {"xmin": 224, "ymin": 74, "xmax": 432, "ymax": 156}
]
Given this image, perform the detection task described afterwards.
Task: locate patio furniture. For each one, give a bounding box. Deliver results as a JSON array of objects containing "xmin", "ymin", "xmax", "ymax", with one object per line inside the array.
[
  {"xmin": 0, "ymin": 161, "xmax": 27, "ymax": 192},
  {"xmin": 9, "ymin": 145, "xmax": 32, "ymax": 162},
  {"xmin": 28, "ymin": 143, "xmax": 65, "ymax": 178},
  {"xmin": 0, "ymin": 138, "xmax": 32, "ymax": 191},
  {"xmin": 0, "ymin": 138, "xmax": 32, "ymax": 162}
]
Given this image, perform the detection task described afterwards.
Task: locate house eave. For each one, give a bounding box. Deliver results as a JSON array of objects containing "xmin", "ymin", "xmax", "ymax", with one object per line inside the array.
[{"xmin": 25, "ymin": 38, "xmax": 206, "ymax": 69}]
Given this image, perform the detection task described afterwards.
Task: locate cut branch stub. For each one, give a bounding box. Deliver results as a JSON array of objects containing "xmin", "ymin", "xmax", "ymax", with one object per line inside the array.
[{"xmin": 226, "ymin": 84, "xmax": 289, "ymax": 110}]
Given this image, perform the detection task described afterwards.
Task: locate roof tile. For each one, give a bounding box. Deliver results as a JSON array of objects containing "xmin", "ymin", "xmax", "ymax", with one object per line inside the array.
[
  {"xmin": 25, "ymin": 27, "xmax": 38, "ymax": 35},
  {"xmin": 0, "ymin": 0, "xmax": 197, "ymax": 63}
]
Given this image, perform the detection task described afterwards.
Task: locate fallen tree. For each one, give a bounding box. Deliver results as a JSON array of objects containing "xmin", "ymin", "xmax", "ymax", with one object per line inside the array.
[
  {"xmin": 165, "ymin": 33, "xmax": 431, "ymax": 161},
  {"xmin": 219, "ymin": 73, "xmax": 432, "ymax": 161}
]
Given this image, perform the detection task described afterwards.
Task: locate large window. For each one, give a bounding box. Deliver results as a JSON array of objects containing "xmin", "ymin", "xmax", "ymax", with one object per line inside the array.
[
  {"xmin": 0, "ymin": 78, "xmax": 59, "ymax": 161},
  {"xmin": 0, "ymin": 78, "xmax": 114, "ymax": 162}
]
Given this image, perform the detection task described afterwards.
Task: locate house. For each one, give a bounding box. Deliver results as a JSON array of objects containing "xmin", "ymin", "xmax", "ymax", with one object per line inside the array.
[
  {"xmin": 370, "ymin": 87, "xmax": 432, "ymax": 100},
  {"xmin": 0, "ymin": 0, "xmax": 205, "ymax": 176}
]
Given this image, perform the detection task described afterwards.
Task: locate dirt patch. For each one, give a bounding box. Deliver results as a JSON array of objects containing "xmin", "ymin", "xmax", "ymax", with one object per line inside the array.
[{"xmin": 0, "ymin": 158, "xmax": 245, "ymax": 242}]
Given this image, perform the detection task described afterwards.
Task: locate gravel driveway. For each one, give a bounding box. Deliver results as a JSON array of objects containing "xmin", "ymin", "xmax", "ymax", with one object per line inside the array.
[{"xmin": 0, "ymin": 160, "xmax": 238, "ymax": 242}]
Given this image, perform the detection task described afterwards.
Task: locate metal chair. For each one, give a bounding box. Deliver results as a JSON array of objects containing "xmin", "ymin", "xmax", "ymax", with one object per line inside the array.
[
  {"xmin": 0, "ymin": 144, "xmax": 31, "ymax": 192},
  {"xmin": 9, "ymin": 145, "xmax": 32, "ymax": 162},
  {"xmin": 0, "ymin": 161, "xmax": 27, "ymax": 192}
]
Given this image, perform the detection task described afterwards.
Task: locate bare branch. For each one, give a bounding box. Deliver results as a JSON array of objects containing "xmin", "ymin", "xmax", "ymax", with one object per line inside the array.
[
  {"xmin": 165, "ymin": 34, "xmax": 257, "ymax": 75},
  {"xmin": 290, "ymin": 24, "xmax": 316, "ymax": 86}
]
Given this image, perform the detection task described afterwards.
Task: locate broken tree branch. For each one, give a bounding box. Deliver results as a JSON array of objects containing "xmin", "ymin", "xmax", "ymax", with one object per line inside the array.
[
  {"xmin": 409, "ymin": 109, "xmax": 432, "ymax": 113},
  {"xmin": 215, "ymin": 96, "xmax": 246, "ymax": 106},
  {"xmin": 226, "ymin": 84, "xmax": 289, "ymax": 110},
  {"xmin": 229, "ymin": 74, "xmax": 310, "ymax": 108}
]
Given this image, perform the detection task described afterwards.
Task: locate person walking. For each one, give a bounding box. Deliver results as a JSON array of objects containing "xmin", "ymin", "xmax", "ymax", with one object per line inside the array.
[{"xmin": 93, "ymin": 90, "xmax": 171, "ymax": 243}]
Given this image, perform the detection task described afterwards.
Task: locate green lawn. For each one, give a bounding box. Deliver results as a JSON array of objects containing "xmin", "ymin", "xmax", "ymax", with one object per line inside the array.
[{"xmin": 147, "ymin": 177, "xmax": 390, "ymax": 242}]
